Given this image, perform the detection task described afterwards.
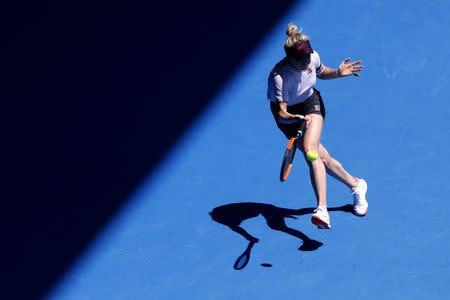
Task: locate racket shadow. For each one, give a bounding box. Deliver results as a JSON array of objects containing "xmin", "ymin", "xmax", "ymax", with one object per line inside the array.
[{"xmin": 209, "ymin": 202, "xmax": 354, "ymax": 269}]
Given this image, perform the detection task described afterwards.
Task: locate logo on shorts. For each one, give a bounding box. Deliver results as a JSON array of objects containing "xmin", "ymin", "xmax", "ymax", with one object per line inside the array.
[
  {"xmin": 314, "ymin": 105, "xmax": 320, "ymax": 111},
  {"xmin": 308, "ymin": 68, "xmax": 312, "ymax": 74}
]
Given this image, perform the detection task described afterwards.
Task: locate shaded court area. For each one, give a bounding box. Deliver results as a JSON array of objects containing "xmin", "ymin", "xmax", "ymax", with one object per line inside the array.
[{"xmin": 2, "ymin": 0, "xmax": 299, "ymax": 299}]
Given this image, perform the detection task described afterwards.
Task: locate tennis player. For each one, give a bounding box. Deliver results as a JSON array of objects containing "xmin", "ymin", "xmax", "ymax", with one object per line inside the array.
[{"xmin": 267, "ymin": 23, "xmax": 368, "ymax": 229}]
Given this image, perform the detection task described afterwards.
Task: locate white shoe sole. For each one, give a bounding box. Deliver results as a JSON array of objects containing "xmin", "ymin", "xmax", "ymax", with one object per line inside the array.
[{"xmin": 311, "ymin": 215, "xmax": 331, "ymax": 229}]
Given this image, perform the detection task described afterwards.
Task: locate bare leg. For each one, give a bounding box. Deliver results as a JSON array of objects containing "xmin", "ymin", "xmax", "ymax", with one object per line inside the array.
[
  {"xmin": 302, "ymin": 114, "xmax": 327, "ymax": 209},
  {"xmin": 317, "ymin": 144, "xmax": 358, "ymax": 189},
  {"xmin": 308, "ymin": 167, "xmax": 319, "ymax": 202}
]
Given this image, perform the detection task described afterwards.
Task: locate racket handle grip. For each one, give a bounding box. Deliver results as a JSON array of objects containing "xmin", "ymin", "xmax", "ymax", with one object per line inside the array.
[{"xmin": 298, "ymin": 120, "xmax": 306, "ymax": 135}]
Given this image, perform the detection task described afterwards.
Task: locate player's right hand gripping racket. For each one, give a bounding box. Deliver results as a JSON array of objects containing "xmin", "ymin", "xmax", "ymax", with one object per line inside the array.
[{"xmin": 280, "ymin": 120, "xmax": 306, "ymax": 182}]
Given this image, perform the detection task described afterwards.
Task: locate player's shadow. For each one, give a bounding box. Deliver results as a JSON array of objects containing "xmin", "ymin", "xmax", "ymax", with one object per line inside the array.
[{"xmin": 209, "ymin": 202, "xmax": 354, "ymax": 269}]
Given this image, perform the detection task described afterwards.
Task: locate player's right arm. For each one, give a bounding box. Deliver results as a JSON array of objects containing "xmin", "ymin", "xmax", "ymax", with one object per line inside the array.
[
  {"xmin": 276, "ymin": 101, "xmax": 311, "ymax": 125},
  {"xmin": 270, "ymin": 72, "xmax": 310, "ymax": 124},
  {"xmin": 277, "ymin": 101, "xmax": 299, "ymax": 120},
  {"xmin": 272, "ymin": 75, "xmax": 299, "ymax": 120}
]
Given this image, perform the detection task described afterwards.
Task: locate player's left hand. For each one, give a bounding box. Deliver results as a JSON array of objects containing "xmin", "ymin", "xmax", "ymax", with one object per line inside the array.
[
  {"xmin": 303, "ymin": 115, "xmax": 311, "ymax": 128},
  {"xmin": 293, "ymin": 114, "xmax": 311, "ymax": 128},
  {"xmin": 338, "ymin": 58, "xmax": 364, "ymax": 77}
]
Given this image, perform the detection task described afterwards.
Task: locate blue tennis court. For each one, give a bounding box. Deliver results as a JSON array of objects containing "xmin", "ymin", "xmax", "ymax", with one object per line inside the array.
[{"xmin": 43, "ymin": 0, "xmax": 449, "ymax": 299}]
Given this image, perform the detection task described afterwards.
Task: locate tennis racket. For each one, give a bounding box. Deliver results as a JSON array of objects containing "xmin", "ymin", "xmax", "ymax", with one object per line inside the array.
[
  {"xmin": 233, "ymin": 240, "xmax": 257, "ymax": 270},
  {"xmin": 280, "ymin": 120, "xmax": 306, "ymax": 182}
]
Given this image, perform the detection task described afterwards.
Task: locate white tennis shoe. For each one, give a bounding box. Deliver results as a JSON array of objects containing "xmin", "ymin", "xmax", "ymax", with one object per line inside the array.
[
  {"xmin": 352, "ymin": 178, "xmax": 368, "ymax": 216},
  {"xmin": 311, "ymin": 207, "xmax": 331, "ymax": 229}
]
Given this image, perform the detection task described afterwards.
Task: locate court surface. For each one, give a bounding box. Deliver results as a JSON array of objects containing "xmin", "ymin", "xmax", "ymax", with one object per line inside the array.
[{"xmin": 45, "ymin": 0, "xmax": 449, "ymax": 299}]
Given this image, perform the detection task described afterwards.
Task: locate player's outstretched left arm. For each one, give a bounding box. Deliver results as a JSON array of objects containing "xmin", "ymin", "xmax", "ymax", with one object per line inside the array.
[{"xmin": 318, "ymin": 58, "xmax": 364, "ymax": 79}]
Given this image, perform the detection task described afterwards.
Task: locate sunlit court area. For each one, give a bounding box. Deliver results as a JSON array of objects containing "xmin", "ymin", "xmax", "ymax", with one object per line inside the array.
[{"xmin": 5, "ymin": 0, "xmax": 449, "ymax": 299}]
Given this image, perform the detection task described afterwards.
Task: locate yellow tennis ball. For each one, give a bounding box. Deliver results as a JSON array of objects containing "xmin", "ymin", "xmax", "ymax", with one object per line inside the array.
[{"xmin": 306, "ymin": 150, "xmax": 318, "ymax": 161}]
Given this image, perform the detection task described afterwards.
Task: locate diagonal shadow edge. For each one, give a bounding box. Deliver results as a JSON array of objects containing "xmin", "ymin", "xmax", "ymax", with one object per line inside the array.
[{"xmin": 2, "ymin": 1, "xmax": 309, "ymax": 300}]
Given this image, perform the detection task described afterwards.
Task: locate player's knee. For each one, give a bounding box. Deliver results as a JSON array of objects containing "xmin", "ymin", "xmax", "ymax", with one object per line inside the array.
[
  {"xmin": 303, "ymin": 143, "xmax": 319, "ymax": 155},
  {"xmin": 321, "ymin": 154, "xmax": 335, "ymax": 168},
  {"xmin": 327, "ymin": 157, "xmax": 342, "ymax": 170},
  {"xmin": 303, "ymin": 146, "xmax": 322, "ymax": 164}
]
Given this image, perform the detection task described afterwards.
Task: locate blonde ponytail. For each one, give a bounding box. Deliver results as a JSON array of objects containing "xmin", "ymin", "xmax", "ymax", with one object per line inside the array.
[
  {"xmin": 284, "ymin": 22, "xmax": 309, "ymax": 52},
  {"xmin": 286, "ymin": 23, "xmax": 299, "ymax": 37}
]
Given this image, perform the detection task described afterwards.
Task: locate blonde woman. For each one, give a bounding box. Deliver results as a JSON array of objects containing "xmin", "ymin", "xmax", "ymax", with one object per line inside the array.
[{"xmin": 267, "ymin": 23, "xmax": 368, "ymax": 229}]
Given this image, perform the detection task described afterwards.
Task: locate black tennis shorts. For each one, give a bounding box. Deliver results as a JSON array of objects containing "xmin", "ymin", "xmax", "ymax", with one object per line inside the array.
[{"xmin": 270, "ymin": 88, "xmax": 326, "ymax": 139}]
